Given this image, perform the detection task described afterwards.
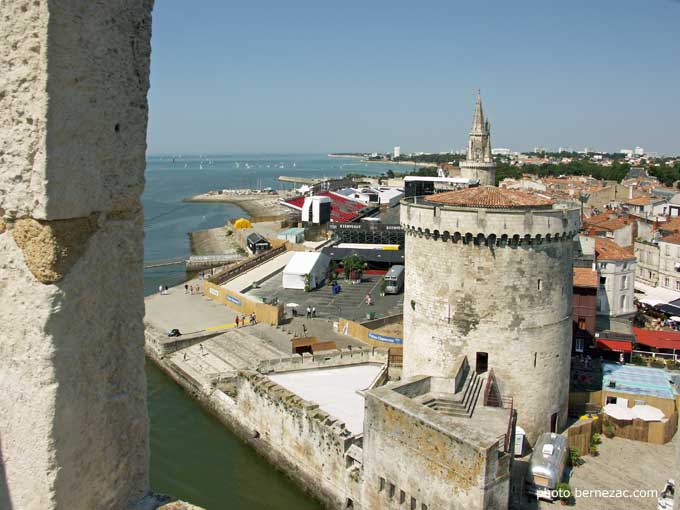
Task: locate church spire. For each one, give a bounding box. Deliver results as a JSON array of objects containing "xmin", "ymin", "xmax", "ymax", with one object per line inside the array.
[{"xmin": 471, "ymin": 90, "xmax": 485, "ymax": 134}]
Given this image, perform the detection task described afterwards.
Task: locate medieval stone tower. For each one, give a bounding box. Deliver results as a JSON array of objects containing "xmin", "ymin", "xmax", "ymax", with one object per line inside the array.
[
  {"xmin": 401, "ymin": 186, "xmax": 580, "ymax": 442},
  {"xmin": 460, "ymin": 93, "xmax": 496, "ymax": 186}
]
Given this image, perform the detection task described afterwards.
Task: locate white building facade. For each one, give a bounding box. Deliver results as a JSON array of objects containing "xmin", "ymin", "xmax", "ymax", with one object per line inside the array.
[
  {"xmin": 657, "ymin": 234, "xmax": 680, "ymax": 292},
  {"xmin": 594, "ymin": 237, "xmax": 637, "ymax": 317}
]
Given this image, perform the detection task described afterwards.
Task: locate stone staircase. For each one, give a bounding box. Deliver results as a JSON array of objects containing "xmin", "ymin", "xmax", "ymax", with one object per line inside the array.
[{"xmin": 420, "ymin": 370, "xmax": 484, "ymax": 418}]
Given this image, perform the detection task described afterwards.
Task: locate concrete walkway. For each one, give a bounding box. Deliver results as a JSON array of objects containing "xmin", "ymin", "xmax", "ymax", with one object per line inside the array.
[{"xmin": 145, "ymin": 279, "xmax": 236, "ymax": 333}]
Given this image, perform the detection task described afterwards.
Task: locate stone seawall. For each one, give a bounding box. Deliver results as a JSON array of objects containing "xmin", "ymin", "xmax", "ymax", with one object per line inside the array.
[{"xmin": 144, "ymin": 330, "xmax": 388, "ymax": 509}]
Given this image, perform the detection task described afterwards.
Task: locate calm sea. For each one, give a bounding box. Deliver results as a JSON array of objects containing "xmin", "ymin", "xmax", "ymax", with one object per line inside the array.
[{"xmin": 144, "ymin": 154, "xmax": 385, "ymax": 509}]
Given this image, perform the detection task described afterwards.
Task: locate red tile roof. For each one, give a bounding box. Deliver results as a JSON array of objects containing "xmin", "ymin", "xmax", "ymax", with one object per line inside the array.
[
  {"xmin": 594, "ymin": 237, "xmax": 635, "ymax": 261},
  {"xmin": 632, "ymin": 327, "xmax": 680, "ymax": 350},
  {"xmin": 573, "ymin": 268, "xmax": 598, "ymax": 288},
  {"xmin": 659, "ymin": 217, "xmax": 680, "ymax": 233},
  {"xmin": 625, "ymin": 196, "xmax": 654, "ymax": 206},
  {"xmin": 660, "ymin": 232, "xmax": 680, "ymax": 245},
  {"xmin": 427, "ymin": 186, "xmax": 554, "ymax": 209}
]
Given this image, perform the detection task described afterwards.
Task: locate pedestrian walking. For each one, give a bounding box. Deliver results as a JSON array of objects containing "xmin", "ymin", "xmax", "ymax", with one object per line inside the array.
[
  {"xmin": 312, "ymin": 306, "xmax": 316, "ymax": 318},
  {"xmin": 235, "ymin": 316, "xmax": 240, "ymax": 328},
  {"xmin": 306, "ymin": 306, "xmax": 311, "ymax": 318},
  {"xmin": 302, "ymin": 324, "xmax": 308, "ymax": 337},
  {"xmin": 184, "ymin": 284, "xmax": 189, "ymax": 294},
  {"xmin": 164, "ymin": 285, "xmax": 169, "ymax": 295},
  {"xmin": 241, "ymin": 314, "xmax": 246, "ymax": 326},
  {"xmin": 199, "ymin": 343, "xmax": 204, "ymax": 352},
  {"xmin": 158, "ymin": 285, "xmax": 164, "ymax": 295}
]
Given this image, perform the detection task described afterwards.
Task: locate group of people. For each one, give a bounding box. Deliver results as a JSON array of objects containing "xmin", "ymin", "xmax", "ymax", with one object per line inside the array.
[
  {"xmin": 235, "ymin": 312, "xmax": 256, "ymax": 328},
  {"xmin": 158, "ymin": 285, "xmax": 169, "ymax": 295},
  {"xmin": 305, "ymin": 306, "xmax": 317, "ymax": 318},
  {"xmin": 184, "ymin": 283, "xmax": 201, "ymax": 295}
]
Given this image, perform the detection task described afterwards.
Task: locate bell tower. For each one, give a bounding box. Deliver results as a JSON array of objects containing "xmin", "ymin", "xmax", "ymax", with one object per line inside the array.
[{"xmin": 460, "ymin": 92, "xmax": 496, "ymax": 185}]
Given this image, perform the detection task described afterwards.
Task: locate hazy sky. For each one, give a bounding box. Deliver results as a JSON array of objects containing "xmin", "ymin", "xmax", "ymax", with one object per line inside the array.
[{"xmin": 147, "ymin": 0, "xmax": 680, "ymax": 155}]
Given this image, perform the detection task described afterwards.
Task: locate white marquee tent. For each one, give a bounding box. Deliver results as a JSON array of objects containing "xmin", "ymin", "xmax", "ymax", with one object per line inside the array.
[{"xmin": 282, "ymin": 252, "xmax": 330, "ymax": 290}]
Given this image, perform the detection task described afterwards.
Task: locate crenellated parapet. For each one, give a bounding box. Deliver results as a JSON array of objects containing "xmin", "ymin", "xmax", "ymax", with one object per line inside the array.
[
  {"xmin": 400, "ymin": 198, "xmax": 580, "ymax": 246},
  {"xmin": 257, "ymin": 347, "xmax": 389, "ymax": 374},
  {"xmin": 238, "ymin": 370, "xmax": 355, "ymax": 442}
]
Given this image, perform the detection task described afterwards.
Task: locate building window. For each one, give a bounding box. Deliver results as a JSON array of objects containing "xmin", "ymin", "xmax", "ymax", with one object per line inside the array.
[
  {"xmin": 666, "ymin": 245, "xmax": 671, "ymax": 256},
  {"xmin": 411, "ymin": 497, "xmax": 417, "ymax": 510},
  {"xmin": 665, "ymin": 277, "xmax": 671, "ymax": 288},
  {"xmin": 578, "ymin": 317, "xmax": 587, "ymax": 330},
  {"xmin": 388, "ymin": 483, "xmax": 395, "ymax": 499},
  {"xmin": 648, "ymin": 270, "xmax": 653, "ymax": 279},
  {"xmin": 379, "ymin": 477, "xmax": 385, "ymax": 492},
  {"xmin": 575, "ymin": 337, "xmax": 584, "ymax": 353},
  {"xmin": 620, "ymin": 295, "xmax": 627, "ymax": 310},
  {"xmin": 621, "ymin": 275, "xmax": 628, "ymax": 289},
  {"xmin": 676, "ymin": 281, "xmax": 680, "ymax": 291},
  {"xmin": 600, "ymin": 276, "xmax": 607, "ymax": 286}
]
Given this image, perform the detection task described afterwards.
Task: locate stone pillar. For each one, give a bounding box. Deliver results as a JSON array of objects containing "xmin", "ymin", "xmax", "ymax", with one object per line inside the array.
[{"xmin": 1, "ymin": 2, "xmax": 154, "ymax": 509}]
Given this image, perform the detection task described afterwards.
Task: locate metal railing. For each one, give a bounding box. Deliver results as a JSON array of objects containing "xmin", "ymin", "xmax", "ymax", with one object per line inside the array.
[{"xmin": 209, "ymin": 245, "xmax": 287, "ymax": 285}]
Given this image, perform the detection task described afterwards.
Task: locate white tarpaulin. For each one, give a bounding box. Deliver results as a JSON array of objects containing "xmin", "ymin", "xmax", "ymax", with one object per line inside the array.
[
  {"xmin": 604, "ymin": 403, "xmax": 666, "ymax": 421},
  {"xmin": 631, "ymin": 404, "xmax": 665, "ymax": 422},
  {"xmin": 604, "ymin": 403, "xmax": 633, "ymax": 420}
]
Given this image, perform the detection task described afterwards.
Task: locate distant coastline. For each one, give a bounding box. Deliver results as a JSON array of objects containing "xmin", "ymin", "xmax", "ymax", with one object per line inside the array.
[
  {"xmin": 360, "ymin": 159, "xmax": 438, "ymax": 168},
  {"xmin": 327, "ymin": 153, "xmax": 366, "ymax": 159}
]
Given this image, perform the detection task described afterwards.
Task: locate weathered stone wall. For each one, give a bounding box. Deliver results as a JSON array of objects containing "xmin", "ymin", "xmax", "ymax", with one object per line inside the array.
[
  {"xmin": 401, "ymin": 201, "xmax": 579, "ymax": 443},
  {"xmin": 460, "ymin": 161, "xmax": 496, "ymax": 186},
  {"xmin": 361, "ymin": 393, "xmax": 508, "ymax": 510},
  {"xmin": 0, "ymin": 2, "xmax": 154, "ymax": 509},
  {"xmin": 216, "ymin": 371, "xmax": 361, "ymax": 508}
]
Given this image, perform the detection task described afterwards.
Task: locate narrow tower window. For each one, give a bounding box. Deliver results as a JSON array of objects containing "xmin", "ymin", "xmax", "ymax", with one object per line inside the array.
[{"xmin": 537, "ymin": 279, "xmax": 542, "ymax": 291}]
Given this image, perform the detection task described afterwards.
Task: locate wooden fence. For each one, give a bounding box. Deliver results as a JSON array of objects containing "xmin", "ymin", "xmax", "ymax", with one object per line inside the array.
[
  {"xmin": 203, "ymin": 281, "xmax": 283, "ymax": 326},
  {"xmin": 567, "ymin": 418, "xmax": 600, "ymax": 456},
  {"xmin": 338, "ymin": 316, "xmax": 403, "ymax": 349},
  {"xmin": 601, "ymin": 411, "xmax": 677, "ymax": 444}
]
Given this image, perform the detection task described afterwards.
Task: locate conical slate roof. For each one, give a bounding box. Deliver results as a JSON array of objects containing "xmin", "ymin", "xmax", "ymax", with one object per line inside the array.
[{"xmin": 427, "ymin": 186, "xmax": 554, "ymax": 209}]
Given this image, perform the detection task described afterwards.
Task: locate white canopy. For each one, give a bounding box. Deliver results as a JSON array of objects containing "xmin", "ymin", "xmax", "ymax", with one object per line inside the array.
[{"xmin": 639, "ymin": 297, "xmax": 665, "ymax": 307}]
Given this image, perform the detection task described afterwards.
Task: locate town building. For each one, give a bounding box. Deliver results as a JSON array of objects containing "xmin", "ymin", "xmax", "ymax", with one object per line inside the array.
[
  {"xmin": 573, "ymin": 267, "xmax": 598, "ymax": 354},
  {"xmin": 623, "ymin": 195, "xmax": 668, "ymax": 219},
  {"xmin": 583, "ymin": 211, "xmax": 636, "ymax": 248},
  {"xmin": 459, "ymin": 93, "xmax": 497, "ymax": 186},
  {"xmin": 401, "ymin": 185, "xmax": 580, "ymax": 442},
  {"xmin": 657, "ymin": 233, "xmax": 680, "ymax": 292},
  {"xmin": 393, "ymin": 145, "xmax": 401, "ymax": 158},
  {"xmin": 591, "ymin": 237, "xmax": 636, "ymax": 317},
  {"xmin": 635, "ymin": 240, "xmax": 661, "ymax": 286}
]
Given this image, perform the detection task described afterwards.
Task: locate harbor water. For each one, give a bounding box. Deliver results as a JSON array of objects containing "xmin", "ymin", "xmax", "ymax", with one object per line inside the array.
[{"xmin": 144, "ymin": 154, "xmax": 385, "ymax": 509}]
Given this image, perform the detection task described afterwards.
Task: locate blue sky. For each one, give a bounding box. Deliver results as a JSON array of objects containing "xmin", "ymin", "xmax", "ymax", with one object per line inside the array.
[{"xmin": 147, "ymin": 0, "xmax": 680, "ymax": 155}]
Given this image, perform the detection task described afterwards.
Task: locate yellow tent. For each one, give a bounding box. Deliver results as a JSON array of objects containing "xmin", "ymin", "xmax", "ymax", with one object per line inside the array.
[{"xmin": 233, "ymin": 218, "xmax": 252, "ymax": 229}]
